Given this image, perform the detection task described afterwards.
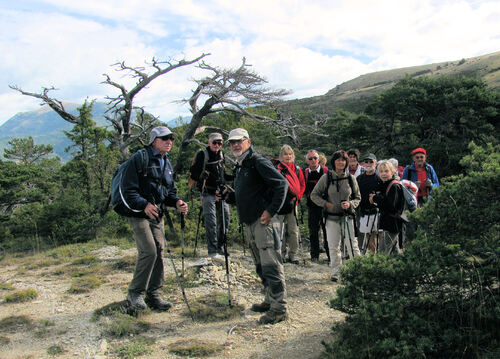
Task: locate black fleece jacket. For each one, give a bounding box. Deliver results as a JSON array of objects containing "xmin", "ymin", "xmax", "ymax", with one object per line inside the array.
[
  {"xmin": 372, "ymin": 176, "xmax": 404, "ymax": 233},
  {"xmin": 232, "ymin": 147, "xmax": 288, "ymax": 225}
]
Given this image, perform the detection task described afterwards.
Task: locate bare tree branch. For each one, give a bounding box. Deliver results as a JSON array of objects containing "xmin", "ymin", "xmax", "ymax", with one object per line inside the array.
[
  {"xmin": 173, "ymin": 57, "xmax": 293, "ymax": 174},
  {"xmin": 9, "ymin": 85, "xmax": 80, "ymax": 124}
]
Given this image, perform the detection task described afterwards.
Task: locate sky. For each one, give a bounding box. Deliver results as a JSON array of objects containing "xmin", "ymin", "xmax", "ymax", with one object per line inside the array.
[{"xmin": 0, "ymin": 0, "xmax": 499, "ymax": 126}]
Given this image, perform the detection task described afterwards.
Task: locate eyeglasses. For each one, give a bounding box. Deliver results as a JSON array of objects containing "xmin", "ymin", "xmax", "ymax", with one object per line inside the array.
[
  {"xmin": 212, "ymin": 140, "xmax": 223, "ymax": 146},
  {"xmin": 158, "ymin": 135, "xmax": 175, "ymax": 141},
  {"xmin": 229, "ymin": 138, "xmax": 247, "ymax": 145},
  {"xmin": 308, "ymin": 156, "xmax": 318, "ymax": 160},
  {"xmin": 414, "ymin": 155, "xmax": 425, "ymax": 159},
  {"xmin": 365, "ymin": 160, "xmax": 374, "ymax": 164}
]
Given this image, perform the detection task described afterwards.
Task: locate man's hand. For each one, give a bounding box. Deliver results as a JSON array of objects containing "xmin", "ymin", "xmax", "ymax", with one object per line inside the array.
[
  {"xmin": 176, "ymin": 200, "xmax": 188, "ymax": 215},
  {"xmin": 325, "ymin": 202, "xmax": 334, "ymax": 212},
  {"xmin": 415, "ymin": 180, "xmax": 421, "ymax": 188},
  {"xmin": 144, "ymin": 202, "xmax": 159, "ymax": 220},
  {"xmin": 260, "ymin": 210, "xmax": 273, "ymax": 225},
  {"xmin": 425, "ymin": 178, "xmax": 432, "ymax": 187},
  {"xmin": 340, "ymin": 201, "xmax": 350, "ymax": 210}
]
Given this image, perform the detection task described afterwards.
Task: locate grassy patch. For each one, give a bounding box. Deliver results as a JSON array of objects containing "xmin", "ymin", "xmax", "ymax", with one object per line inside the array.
[
  {"xmin": 0, "ymin": 335, "xmax": 10, "ymax": 345},
  {"xmin": 68, "ymin": 276, "xmax": 102, "ymax": 293},
  {"xmin": 0, "ymin": 281, "xmax": 14, "ymax": 291},
  {"xmin": 0, "ymin": 315, "xmax": 32, "ymax": 332},
  {"xmin": 112, "ymin": 337, "xmax": 155, "ymax": 359},
  {"xmin": 24, "ymin": 258, "xmax": 61, "ymax": 270},
  {"xmin": 102, "ymin": 313, "xmax": 150, "ymax": 338},
  {"xmin": 109, "ymin": 255, "xmax": 136, "ymax": 272},
  {"xmin": 168, "ymin": 339, "xmax": 223, "ymax": 357},
  {"xmin": 92, "ymin": 300, "xmax": 145, "ymax": 321},
  {"xmin": 162, "ymin": 267, "xmax": 201, "ymax": 292},
  {"xmin": 188, "ymin": 291, "xmax": 243, "ymax": 322},
  {"xmin": 47, "ymin": 344, "xmax": 66, "ymax": 356},
  {"xmin": 71, "ymin": 255, "xmax": 100, "ymax": 266},
  {"xmin": 3, "ymin": 288, "xmax": 38, "ymax": 303}
]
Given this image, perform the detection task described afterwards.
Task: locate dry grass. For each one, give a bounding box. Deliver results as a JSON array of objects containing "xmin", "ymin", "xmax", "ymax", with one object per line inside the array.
[
  {"xmin": 3, "ymin": 288, "xmax": 38, "ymax": 303},
  {"xmin": 168, "ymin": 339, "xmax": 224, "ymax": 357},
  {"xmin": 188, "ymin": 291, "xmax": 243, "ymax": 322},
  {"xmin": 68, "ymin": 276, "xmax": 102, "ymax": 293},
  {"xmin": 0, "ymin": 315, "xmax": 33, "ymax": 332}
]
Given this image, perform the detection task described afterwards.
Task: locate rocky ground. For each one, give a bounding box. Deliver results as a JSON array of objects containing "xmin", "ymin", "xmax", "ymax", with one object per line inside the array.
[{"xmin": 0, "ymin": 245, "xmax": 345, "ymax": 359}]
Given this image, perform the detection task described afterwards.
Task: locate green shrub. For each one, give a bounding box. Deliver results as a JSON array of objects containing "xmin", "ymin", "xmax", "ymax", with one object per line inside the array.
[
  {"xmin": 71, "ymin": 255, "xmax": 100, "ymax": 265},
  {"xmin": 0, "ymin": 315, "xmax": 32, "ymax": 332},
  {"xmin": 47, "ymin": 344, "xmax": 66, "ymax": 356},
  {"xmin": 68, "ymin": 276, "xmax": 102, "ymax": 293},
  {"xmin": 325, "ymin": 143, "xmax": 500, "ymax": 358},
  {"xmin": 3, "ymin": 288, "xmax": 38, "ymax": 303},
  {"xmin": 188, "ymin": 291, "xmax": 243, "ymax": 322},
  {"xmin": 112, "ymin": 337, "xmax": 155, "ymax": 359},
  {"xmin": 168, "ymin": 339, "xmax": 223, "ymax": 357},
  {"xmin": 0, "ymin": 281, "xmax": 14, "ymax": 291},
  {"xmin": 103, "ymin": 313, "xmax": 150, "ymax": 337}
]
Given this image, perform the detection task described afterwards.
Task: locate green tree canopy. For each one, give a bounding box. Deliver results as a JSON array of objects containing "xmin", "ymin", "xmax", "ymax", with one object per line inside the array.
[{"xmin": 3, "ymin": 136, "xmax": 55, "ymax": 165}]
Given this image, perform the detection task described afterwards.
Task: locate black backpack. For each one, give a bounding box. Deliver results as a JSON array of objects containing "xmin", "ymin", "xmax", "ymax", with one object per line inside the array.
[{"xmin": 110, "ymin": 149, "xmax": 149, "ymax": 216}]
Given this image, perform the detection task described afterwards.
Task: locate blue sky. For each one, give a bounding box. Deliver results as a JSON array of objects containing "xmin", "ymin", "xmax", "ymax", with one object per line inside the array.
[{"xmin": 1, "ymin": 0, "xmax": 499, "ymax": 125}]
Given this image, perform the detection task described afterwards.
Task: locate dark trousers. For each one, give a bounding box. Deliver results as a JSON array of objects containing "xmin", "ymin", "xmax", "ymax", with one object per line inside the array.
[{"xmin": 308, "ymin": 205, "xmax": 329, "ymax": 260}]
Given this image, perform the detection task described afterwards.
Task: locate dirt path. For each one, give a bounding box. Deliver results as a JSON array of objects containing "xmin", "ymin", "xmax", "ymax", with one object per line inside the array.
[{"xmin": 0, "ymin": 246, "xmax": 344, "ymax": 359}]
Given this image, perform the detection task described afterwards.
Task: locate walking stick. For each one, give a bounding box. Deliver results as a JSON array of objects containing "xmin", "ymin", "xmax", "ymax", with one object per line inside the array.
[
  {"xmin": 180, "ymin": 213, "xmax": 186, "ymax": 278},
  {"xmin": 294, "ymin": 204, "xmax": 306, "ymax": 265},
  {"xmin": 343, "ymin": 210, "xmax": 355, "ymax": 259},
  {"xmin": 161, "ymin": 225, "xmax": 194, "ymax": 321},
  {"xmin": 217, "ymin": 192, "xmax": 232, "ymax": 307},
  {"xmin": 193, "ymin": 205, "xmax": 203, "ymax": 257}
]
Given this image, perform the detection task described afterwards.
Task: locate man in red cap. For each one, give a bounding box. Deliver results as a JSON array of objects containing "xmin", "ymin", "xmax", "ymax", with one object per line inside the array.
[{"xmin": 402, "ymin": 148, "xmax": 439, "ymax": 206}]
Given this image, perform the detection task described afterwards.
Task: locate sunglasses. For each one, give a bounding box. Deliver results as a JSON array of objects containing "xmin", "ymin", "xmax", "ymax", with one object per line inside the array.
[
  {"xmin": 158, "ymin": 135, "xmax": 175, "ymax": 141},
  {"xmin": 212, "ymin": 140, "xmax": 223, "ymax": 146},
  {"xmin": 365, "ymin": 160, "xmax": 374, "ymax": 164},
  {"xmin": 414, "ymin": 155, "xmax": 425, "ymax": 159},
  {"xmin": 308, "ymin": 156, "xmax": 318, "ymax": 160},
  {"xmin": 229, "ymin": 138, "xmax": 247, "ymax": 145}
]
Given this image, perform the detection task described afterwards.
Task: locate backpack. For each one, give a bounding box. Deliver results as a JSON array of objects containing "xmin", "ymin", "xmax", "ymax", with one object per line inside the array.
[
  {"xmin": 110, "ymin": 149, "xmax": 149, "ymax": 216},
  {"xmin": 188, "ymin": 148, "xmax": 225, "ymax": 190},
  {"xmin": 386, "ymin": 179, "xmax": 418, "ymax": 222},
  {"xmin": 270, "ymin": 158, "xmax": 302, "ymax": 215},
  {"xmin": 304, "ymin": 165, "xmax": 328, "ymax": 184}
]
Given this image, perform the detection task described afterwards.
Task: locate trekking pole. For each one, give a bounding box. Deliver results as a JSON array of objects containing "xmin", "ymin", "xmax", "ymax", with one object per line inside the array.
[
  {"xmin": 180, "ymin": 213, "xmax": 186, "ymax": 278},
  {"xmin": 218, "ymin": 192, "xmax": 233, "ymax": 307},
  {"xmin": 161, "ymin": 229, "xmax": 194, "ymax": 321},
  {"xmin": 294, "ymin": 204, "xmax": 306, "ymax": 265},
  {"xmin": 193, "ymin": 205, "xmax": 203, "ymax": 257},
  {"xmin": 239, "ymin": 223, "xmax": 246, "ymax": 256},
  {"xmin": 343, "ymin": 209, "xmax": 355, "ymax": 259}
]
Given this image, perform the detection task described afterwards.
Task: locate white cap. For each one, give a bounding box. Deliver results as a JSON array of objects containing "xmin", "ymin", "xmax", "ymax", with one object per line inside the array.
[
  {"xmin": 149, "ymin": 126, "xmax": 175, "ymax": 145},
  {"xmin": 228, "ymin": 128, "xmax": 249, "ymax": 141}
]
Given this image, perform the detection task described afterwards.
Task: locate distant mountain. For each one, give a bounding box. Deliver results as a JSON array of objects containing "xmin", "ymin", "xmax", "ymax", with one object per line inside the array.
[
  {"xmin": 0, "ymin": 102, "xmax": 181, "ymax": 161},
  {"xmin": 0, "ymin": 102, "xmax": 109, "ymax": 161},
  {"xmin": 286, "ymin": 51, "xmax": 500, "ymax": 114}
]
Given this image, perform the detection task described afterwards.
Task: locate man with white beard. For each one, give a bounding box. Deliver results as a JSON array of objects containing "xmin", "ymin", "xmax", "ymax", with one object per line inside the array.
[{"xmin": 227, "ymin": 128, "xmax": 288, "ymax": 325}]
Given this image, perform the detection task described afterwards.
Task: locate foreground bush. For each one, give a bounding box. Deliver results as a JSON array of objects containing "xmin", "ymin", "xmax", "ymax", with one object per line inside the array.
[{"xmin": 326, "ymin": 143, "xmax": 500, "ymax": 358}]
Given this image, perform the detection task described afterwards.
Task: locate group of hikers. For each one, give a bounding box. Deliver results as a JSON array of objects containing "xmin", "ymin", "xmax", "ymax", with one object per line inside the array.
[{"xmin": 116, "ymin": 126, "xmax": 439, "ymax": 325}]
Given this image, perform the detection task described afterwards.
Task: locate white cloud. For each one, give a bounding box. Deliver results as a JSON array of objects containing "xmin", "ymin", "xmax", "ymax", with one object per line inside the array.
[{"xmin": 1, "ymin": 0, "xmax": 499, "ymax": 126}]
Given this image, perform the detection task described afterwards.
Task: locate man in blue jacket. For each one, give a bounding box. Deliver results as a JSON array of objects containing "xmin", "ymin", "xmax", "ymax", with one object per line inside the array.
[
  {"xmin": 121, "ymin": 126, "xmax": 188, "ymax": 311},
  {"xmin": 228, "ymin": 127, "xmax": 288, "ymax": 325},
  {"xmin": 402, "ymin": 147, "xmax": 439, "ymax": 206}
]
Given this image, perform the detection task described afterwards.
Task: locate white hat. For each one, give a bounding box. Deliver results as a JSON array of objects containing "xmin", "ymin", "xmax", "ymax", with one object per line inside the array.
[
  {"xmin": 149, "ymin": 126, "xmax": 175, "ymax": 145},
  {"xmin": 228, "ymin": 128, "xmax": 249, "ymax": 141}
]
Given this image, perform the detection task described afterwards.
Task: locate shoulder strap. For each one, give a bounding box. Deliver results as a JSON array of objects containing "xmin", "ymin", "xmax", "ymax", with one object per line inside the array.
[
  {"xmin": 304, "ymin": 167, "xmax": 310, "ymax": 183},
  {"xmin": 138, "ymin": 149, "xmax": 149, "ymax": 177},
  {"xmin": 201, "ymin": 148, "xmax": 209, "ymax": 173},
  {"xmin": 386, "ymin": 179, "xmax": 400, "ymax": 194}
]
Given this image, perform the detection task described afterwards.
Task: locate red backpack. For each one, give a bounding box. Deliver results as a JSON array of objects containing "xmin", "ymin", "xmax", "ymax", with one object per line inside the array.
[{"xmin": 270, "ymin": 159, "xmax": 302, "ymax": 214}]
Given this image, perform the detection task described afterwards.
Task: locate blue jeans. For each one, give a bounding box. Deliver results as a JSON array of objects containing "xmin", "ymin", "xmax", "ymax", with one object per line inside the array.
[{"xmin": 202, "ymin": 193, "xmax": 230, "ymax": 255}]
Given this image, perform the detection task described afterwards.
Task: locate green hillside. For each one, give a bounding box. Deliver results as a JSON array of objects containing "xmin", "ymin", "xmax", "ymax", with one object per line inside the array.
[{"xmin": 287, "ymin": 51, "xmax": 500, "ymax": 114}]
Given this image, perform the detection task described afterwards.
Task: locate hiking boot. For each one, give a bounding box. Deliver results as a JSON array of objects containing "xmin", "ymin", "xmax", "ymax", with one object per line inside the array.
[
  {"xmin": 209, "ymin": 253, "xmax": 226, "ymax": 264},
  {"xmin": 145, "ymin": 295, "xmax": 172, "ymax": 311},
  {"xmin": 288, "ymin": 255, "xmax": 299, "ymax": 265},
  {"xmin": 126, "ymin": 292, "xmax": 147, "ymax": 310},
  {"xmin": 258, "ymin": 311, "xmax": 287, "ymax": 325},
  {"xmin": 330, "ymin": 274, "xmax": 339, "ymax": 282},
  {"xmin": 250, "ymin": 302, "xmax": 271, "ymax": 313},
  {"xmin": 311, "ymin": 258, "xmax": 319, "ymax": 263}
]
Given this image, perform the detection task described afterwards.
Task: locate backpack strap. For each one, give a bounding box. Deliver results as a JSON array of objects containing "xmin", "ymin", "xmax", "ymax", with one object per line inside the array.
[
  {"xmin": 138, "ymin": 149, "xmax": 149, "ymax": 177},
  {"xmin": 386, "ymin": 179, "xmax": 400, "ymax": 194}
]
